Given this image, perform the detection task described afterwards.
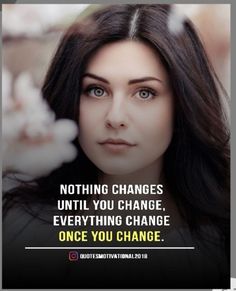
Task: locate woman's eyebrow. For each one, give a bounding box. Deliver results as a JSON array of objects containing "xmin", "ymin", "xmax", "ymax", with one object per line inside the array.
[
  {"xmin": 82, "ymin": 73, "xmax": 109, "ymax": 84},
  {"xmin": 82, "ymin": 73, "xmax": 163, "ymax": 84},
  {"xmin": 128, "ymin": 77, "xmax": 163, "ymax": 84}
]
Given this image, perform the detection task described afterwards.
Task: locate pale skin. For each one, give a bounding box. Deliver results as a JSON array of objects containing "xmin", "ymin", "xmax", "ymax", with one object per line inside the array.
[{"xmin": 79, "ymin": 40, "xmax": 183, "ymax": 227}]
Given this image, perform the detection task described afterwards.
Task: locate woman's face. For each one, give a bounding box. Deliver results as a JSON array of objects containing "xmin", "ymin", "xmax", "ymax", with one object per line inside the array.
[{"xmin": 79, "ymin": 40, "xmax": 174, "ymax": 176}]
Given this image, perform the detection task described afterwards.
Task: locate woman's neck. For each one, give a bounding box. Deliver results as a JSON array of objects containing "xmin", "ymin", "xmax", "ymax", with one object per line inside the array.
[{"xmin": 96, "ymin": 158, "xmax": 184, "ymax": 229}]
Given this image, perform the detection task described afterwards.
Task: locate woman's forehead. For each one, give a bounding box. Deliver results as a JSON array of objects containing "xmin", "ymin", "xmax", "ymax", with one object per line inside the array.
[{"xmin": 85, "ymin": 40, "xmax": 169, "ymax": 83}]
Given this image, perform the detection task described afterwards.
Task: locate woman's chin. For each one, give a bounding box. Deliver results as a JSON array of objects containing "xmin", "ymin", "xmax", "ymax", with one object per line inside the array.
[{"xmin": 97, "ymin": 165, "xmax": 137, "ymax": 176}]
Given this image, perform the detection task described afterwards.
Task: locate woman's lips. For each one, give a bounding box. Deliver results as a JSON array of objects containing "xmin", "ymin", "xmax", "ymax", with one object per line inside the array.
[{"xmin": 98, "ymin": 139, "xmax": 136, "ymax": 153}]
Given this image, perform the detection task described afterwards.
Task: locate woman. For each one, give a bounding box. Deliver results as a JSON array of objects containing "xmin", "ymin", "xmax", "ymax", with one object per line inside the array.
[{"xmin": 3, "ymin": 4, "xmax": 230, "ymax": 289}]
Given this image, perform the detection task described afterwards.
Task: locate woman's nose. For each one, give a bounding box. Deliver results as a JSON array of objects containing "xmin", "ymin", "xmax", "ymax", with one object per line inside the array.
[{"xmin": 105, "ymin": 97, "xmax": 128, "ymax": 129}]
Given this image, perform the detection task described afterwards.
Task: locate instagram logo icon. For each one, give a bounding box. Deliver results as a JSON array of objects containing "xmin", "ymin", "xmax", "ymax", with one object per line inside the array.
[{"xmin": 68, "ymin": 251, "xmax": 79, "ymax": 261}]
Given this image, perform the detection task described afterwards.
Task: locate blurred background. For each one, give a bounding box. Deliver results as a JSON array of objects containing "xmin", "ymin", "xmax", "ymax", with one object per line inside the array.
[{"xmin": 2, "ymin": 4, "xmax": 230, "ymax": 93}]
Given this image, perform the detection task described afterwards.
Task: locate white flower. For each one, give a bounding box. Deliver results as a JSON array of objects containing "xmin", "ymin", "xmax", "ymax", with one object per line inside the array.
[
  {"xmin": 3, "ymin": 130, "xmax": 77, "ymax": 178},
  {"xmin": 2, "ymin": 69, "xmax": 78, "ymax": 178},
  {"xmin": 168, "ymin": 5, "xmax": 201, "ymax": 35}
]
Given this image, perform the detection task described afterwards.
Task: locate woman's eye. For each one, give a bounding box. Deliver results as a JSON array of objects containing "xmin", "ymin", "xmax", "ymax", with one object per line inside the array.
[
  {"xmin": 85, "ymin": 86, "xmax": 107, "ymax": 98},
  {"xmin": 136, "ymin": 89, "xmax": 156, "ymax": 100}
]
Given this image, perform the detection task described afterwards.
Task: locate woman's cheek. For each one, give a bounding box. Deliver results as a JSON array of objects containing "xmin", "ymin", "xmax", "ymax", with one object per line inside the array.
[{"xmin": 138, "ymin": 100, "xmax": 174, "ymax": 152}]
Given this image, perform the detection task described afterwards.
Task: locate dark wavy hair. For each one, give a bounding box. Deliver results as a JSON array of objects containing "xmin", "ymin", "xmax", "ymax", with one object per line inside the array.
[{"xmin": 3, "ymin": 4, "xmax": 230, "ymax": 258}]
